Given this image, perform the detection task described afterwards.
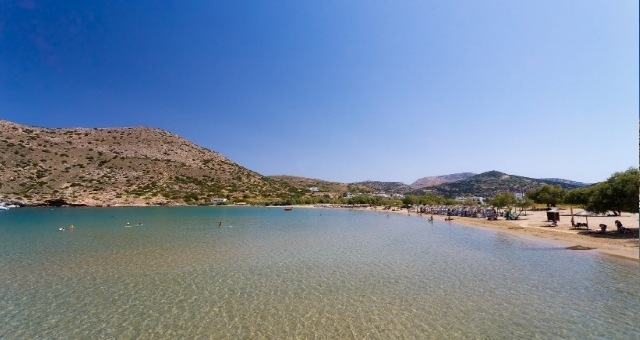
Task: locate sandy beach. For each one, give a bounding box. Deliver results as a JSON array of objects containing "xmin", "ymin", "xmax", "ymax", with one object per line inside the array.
[{"xmin": 361, "ymin": 206, "xmax": 639, "ymax": 262}]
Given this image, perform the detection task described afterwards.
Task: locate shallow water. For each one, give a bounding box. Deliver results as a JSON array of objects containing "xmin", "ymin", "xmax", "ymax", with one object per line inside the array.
[{"xmin": 0, "ymin": 207, "xmax": 638, "ymax": 338}]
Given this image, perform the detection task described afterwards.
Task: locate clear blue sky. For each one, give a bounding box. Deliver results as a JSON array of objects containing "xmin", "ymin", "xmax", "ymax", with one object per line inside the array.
[{"xmin": 1, "ymin": 1, "xmax": 637, "ymax": 184}]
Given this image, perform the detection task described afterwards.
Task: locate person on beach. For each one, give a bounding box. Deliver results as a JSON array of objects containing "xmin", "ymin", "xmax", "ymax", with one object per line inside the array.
[
  {"xmin": 615, "ymin": 220, "xmax": 630, "ymax": 233},
  {"xmin": 218, "ymin": 221, "xmax": 222, "ymax": 228}
]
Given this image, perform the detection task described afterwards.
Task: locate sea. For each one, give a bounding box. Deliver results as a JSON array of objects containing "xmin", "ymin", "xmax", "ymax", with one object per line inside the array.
[{"xmin": 0, "ymin": 206, "xmax": 638, "ymax": 339}]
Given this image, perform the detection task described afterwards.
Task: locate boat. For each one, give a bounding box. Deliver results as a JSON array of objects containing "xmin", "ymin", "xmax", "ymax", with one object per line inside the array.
[
  {"xmin": 0, "ymin": 206, "xmax": 8, "ymax": 211},
  {"xmin": 284, "ymin": 207, "xmax": 293, "ymax": 211}
]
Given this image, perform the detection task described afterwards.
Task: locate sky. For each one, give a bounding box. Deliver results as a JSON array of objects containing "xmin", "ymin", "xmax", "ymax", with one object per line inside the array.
[{"xmin": 1, "ymin": 0, "xmax": 638, "ymax": 184}]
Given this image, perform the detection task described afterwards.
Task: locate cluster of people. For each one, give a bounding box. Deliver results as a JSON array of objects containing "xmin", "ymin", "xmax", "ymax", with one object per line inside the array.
[{"xmin": 416, "ymin": 205, "xmax": 504, "ymax": 220}]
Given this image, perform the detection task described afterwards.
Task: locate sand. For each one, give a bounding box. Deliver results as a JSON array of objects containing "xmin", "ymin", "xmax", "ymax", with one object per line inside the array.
[{"xmin": 367, "ymin": 206, "xmax": 639, "ymax": 262}]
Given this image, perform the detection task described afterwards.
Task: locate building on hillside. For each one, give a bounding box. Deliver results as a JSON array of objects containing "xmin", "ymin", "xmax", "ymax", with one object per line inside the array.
[
  {"xmin": 343, "ymin": 192, "xmax": 354, "ymax": 199},
  {"xmin": 212, "ymin": 197, "xmax": 227, "ymax": 204},
  {"xmin": 309, "ymin": 187, "xmax": 319, "ymax": 192},
  {"xmin": 455, "ymin": 196, "xmax": 485, "ymax": 204}
]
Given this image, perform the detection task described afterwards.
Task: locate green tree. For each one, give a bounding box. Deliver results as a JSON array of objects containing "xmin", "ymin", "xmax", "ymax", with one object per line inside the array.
[
  {"xmin": 402, "ymin": 195, "xmax": 419, "ymax": 206},
  {"xmin": 462, "ymin": 198, "xmax": 479, "ymax": 206},
  {"xmin": 564, "ymin": 186, "xmax": 594, "ymax": 207},
  {"xmin": 489, "ymin": 192, "xmax": 516, "ymax": 212},
  {"xmin": 526, "ymin": 184, "xmax": 566, "ymax": 207},
  {"xmin": 584, "ymin": 168, "xmax": 639, "ymax": 215},
  {"xmin": 516, "ymin": 197, "xmax": 534, "ymax": 216}
]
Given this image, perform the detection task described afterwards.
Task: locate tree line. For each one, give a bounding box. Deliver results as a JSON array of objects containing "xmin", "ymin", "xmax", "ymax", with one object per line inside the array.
[
  {"xmin": 403, "ymin": 168, "xmax": 638, "ymax": 216},
  {"xmin": 486, "ymin": 168, "xmax": 638, "ymax": 215},
  {"xmin": 253, "ymin": 168, "xmax": 639, "ymax": 215}
]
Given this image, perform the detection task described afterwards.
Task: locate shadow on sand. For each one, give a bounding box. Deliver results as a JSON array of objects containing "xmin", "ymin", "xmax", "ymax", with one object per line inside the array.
[{"xmin": 578, "ymin": 228, "xmax": 639, "ymax": 239}]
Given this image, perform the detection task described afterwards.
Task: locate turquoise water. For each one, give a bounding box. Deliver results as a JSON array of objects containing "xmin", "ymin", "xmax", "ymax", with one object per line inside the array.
[{"xmin": 0, "ymin": 206, "xmax": 638, "ymax": 339}]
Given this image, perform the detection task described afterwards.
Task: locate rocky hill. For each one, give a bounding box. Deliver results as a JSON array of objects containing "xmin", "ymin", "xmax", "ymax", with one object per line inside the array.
[
  {"xmin": 268, "ymin": 175, "xmax": 372, "ymax": 194},
  {"xmin": 410, "ymin": 172, "xmax": 476, "ymax": 189},
  {"xmin": 409, "ymin": 170, "xmax": 587, "ymax": 198},
  {"xmin": 0, "ymin": 120, "xmax": 293, "ymax": 206}
]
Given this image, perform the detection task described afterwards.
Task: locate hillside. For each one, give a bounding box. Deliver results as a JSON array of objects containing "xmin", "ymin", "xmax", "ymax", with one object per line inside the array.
[
  {"xmin": 0, "ymin": 120, "xmax": 294, "ymax": 206},
  {"xmin": 268, "ymin": 175, "xmax": 372, "ymax": 194},
  {"xmin": 539, "ymin": 178, "xmax": 589, "ymax": 187},
  {"xmin": 0, "ymin": 120, "xmax": 593, "ymax": 206},
  {"xmin": 352, "ymin": 181, "xmax": 413, "ymax": 194},
  {"xmin": 410, "ymin": 172, "xmax": 476, "ymax": 189},
  {"xmin": 410, "ymin": 170, "xmax": 587, "ymax": 198}
]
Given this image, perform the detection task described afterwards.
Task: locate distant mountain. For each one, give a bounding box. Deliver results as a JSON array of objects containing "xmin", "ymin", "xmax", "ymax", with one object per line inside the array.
[
  {"xmin": 540, "ymin": 178, "xmax": 589, "ymax": 187},
  {"xmin": 0, "ymin": 120, "xmax": 295, "ymax": 206},
  {"xmin": 410, "ymin": 172, "xmax": 476, "ymax": 189},
  {"xmin": 352, "ymin": 181, "xmax": 413, "ymax": 194},
  {"xmin": 409, "ymin": 170, "xmax": 587, "ymax": 198}
]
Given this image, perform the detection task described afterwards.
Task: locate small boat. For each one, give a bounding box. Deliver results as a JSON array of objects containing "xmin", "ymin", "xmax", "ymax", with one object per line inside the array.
[{"xmin": 284, "ymin": 207, "xmax": 293, "ymax": 211}]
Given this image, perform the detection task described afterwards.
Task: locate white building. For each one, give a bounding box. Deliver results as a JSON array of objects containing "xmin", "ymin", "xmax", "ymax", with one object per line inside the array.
[
  {"xmin": 212, "ymin": 197, "xmax": 228, "ymax": 204},
  {"xmin": 455, "ymin": 196, "xmax": 485, "ymax": 204}
]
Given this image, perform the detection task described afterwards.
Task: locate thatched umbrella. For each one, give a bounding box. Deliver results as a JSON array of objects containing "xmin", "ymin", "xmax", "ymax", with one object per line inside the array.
[{"xmin": 575, "ymin": 210, "xmax": 592, "ymax": 226}]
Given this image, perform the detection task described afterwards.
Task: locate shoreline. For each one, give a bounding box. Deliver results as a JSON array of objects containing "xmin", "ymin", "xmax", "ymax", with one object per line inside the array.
[
  {"xmin": 363, "ymin": 206, "xmax": 639, "ymax": 262},
  {"xmin": 5, "ymin": 203, "xmax": 638, "ymax": 262}
]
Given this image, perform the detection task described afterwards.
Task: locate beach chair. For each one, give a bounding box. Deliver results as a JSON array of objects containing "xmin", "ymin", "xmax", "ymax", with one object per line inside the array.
[{"xmin": 571, "ymin": 222, "xmax": 589, "ymax": 230}]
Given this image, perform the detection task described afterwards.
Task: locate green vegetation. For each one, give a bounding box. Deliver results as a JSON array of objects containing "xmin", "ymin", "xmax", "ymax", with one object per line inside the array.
[
  {"xmin": 525, "ymin": 168, "xmax": 638, "ymax": 216},
  {"xmin": 526, "ymin": 184, "xmax": 565, "ymax": 207},
  {"xmin": 402, "ymin": 194, "xmax": 455, "ymax": 206},
  {"xmin": 564, "ymin": 168, "xmax": 638, "ymax": 215},
  {"xmin": 488, "ymin": 192, "xmax": 516, "ymax": 211}
]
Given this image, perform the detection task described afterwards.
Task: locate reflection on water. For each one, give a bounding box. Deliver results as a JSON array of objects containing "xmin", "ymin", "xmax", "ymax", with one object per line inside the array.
[{"xmin": 0, "ymin": 207, "xmax": 638, "ymax": 338}]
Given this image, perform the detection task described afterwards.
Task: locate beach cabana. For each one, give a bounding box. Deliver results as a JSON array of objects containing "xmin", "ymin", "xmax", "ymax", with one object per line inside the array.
[{"xmin": 575, "ymin": 210, "xmax": 592, "ymax": 225}]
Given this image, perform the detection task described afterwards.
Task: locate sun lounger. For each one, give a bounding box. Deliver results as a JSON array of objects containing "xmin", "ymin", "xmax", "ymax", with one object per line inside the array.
[{"xmin": 571, "ymin": 222, "xmax": 589, "ymax": 230}]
